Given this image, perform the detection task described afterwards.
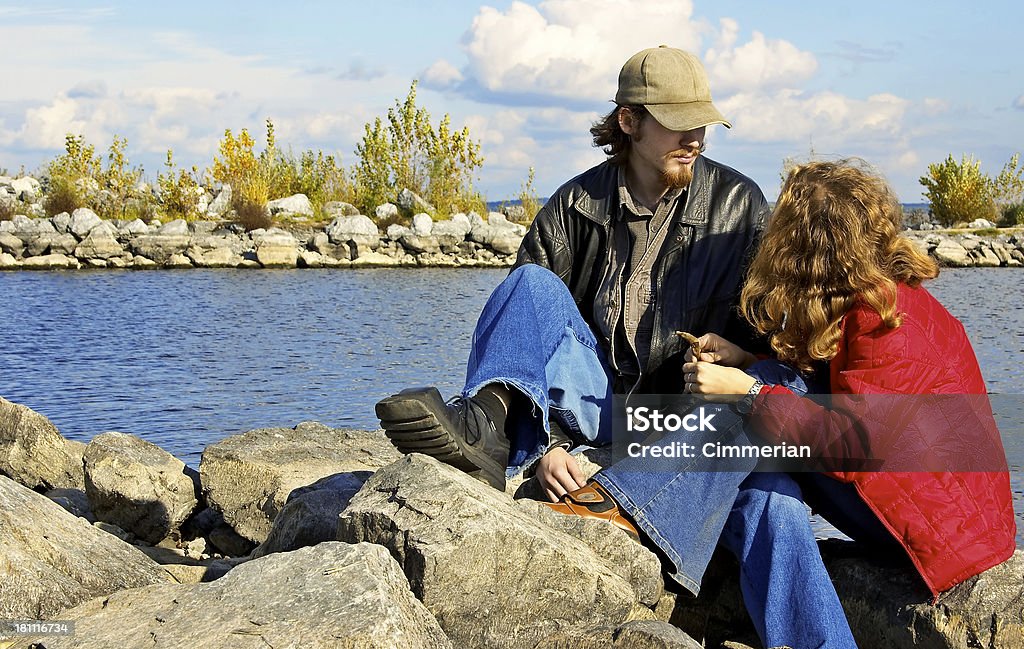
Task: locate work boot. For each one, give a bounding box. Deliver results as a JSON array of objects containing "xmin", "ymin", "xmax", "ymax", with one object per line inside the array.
[
  {"xmin": 375, "ymin": 386, "xmax": 510, "ymax": 490},
  {"xmin": 543, "ymin": 481, "xmax": 640, "ymax": 540}
]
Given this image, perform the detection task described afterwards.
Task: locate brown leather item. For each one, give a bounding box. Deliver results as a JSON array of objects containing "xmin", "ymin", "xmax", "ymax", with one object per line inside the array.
[{"xmin": 542, "ymin": 482, "xmax": 640, "ymax": 541}]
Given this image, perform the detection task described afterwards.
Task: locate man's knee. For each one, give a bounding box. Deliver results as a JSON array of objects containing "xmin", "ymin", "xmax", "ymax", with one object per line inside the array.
[{"xmin": 508, "ymin": 263, "xmax": 561, "ymax": 286}]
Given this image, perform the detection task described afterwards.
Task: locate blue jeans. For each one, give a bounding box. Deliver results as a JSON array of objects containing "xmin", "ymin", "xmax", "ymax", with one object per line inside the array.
[{"xmin": 463, "ymin": 265, "xmax": 897, "ymax": 649}]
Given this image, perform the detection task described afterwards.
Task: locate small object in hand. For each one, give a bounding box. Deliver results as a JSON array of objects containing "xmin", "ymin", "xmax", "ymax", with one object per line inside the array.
[{"xmin": 675, "ymin": 331, "xmax": 702, "ymax": 358}]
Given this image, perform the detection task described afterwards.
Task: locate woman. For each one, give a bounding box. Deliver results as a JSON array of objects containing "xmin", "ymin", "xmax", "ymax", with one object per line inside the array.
[{"xmin": 545, "ymin": 159, "xmax": 1016, "ymax": 648}]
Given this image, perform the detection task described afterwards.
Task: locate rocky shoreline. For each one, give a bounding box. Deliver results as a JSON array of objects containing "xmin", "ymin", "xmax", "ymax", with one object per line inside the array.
[
  {"xmin": 1, "ymin": 394, "xmax": 1022, "ymax": 648},
  {"xmin": 1, "ymin": 204, "xmax": 1023, "ymax": 272}
]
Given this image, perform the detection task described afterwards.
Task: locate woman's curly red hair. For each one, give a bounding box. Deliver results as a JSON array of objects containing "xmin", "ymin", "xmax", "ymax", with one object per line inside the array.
[{"xmin": 740, "ymin": 159, "xmax": 939, "ymax": 373}]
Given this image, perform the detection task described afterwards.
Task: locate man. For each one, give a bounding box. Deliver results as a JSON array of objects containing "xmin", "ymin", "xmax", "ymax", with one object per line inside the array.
[{"xmin": 376, "ymin": 45, "xmax": 768, "ymax": 500}]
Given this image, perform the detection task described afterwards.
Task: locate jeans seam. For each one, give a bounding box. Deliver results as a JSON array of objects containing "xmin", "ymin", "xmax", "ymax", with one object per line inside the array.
[{"xmin": 593, "ymin": 473, "xmax": 701, "ymax": 595}]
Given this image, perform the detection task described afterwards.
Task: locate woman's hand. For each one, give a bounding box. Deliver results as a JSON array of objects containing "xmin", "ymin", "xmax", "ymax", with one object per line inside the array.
[
  {"xmin": 683, "ymin": 333, "xmax": 758, "ymax": 369},
  {"xmin": 682, "ymin": 360, "xmax": 757, "ymax": 402},
  {"xmin": 535, "ymin": 447, "xmax": 587, "ymax": 502}
]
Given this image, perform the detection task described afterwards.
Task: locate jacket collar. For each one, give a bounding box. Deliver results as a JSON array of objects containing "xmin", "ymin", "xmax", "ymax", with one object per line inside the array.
[{"xmin": 572, "ymin": 157, "xmax": 712, "ymax": 228}]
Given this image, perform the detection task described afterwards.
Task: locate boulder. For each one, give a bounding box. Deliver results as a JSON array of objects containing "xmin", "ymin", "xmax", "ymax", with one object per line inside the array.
[
  {"xmin": 11, "ymin": 176, "xmax": 42, "ymax": 201},
  {"xmin": 0, "ymin": 231, "xmax": 24, "ymax": 255},
  {"xmin": 326, "ymin": 214, "xmax": 380, "ymax": 250},
  {"xmin": 253, "ymin": 471, "xmax": 372, "ymax": 558},
  {"xmin": 129, "ymin": 234, "xmax": 192, "ymax": 264},
  {"xmin": 165, "ymin": 252, "xmax": 194, "ymax": 268},
  {"xmin": 433, "ymin": 212, "xmax": 472, "ymax": 238},
  {"xmin": 535, "ymin": 620, "xmax": 702, "ymax": 649},
  {"xmin": 51, "ymin": 211, "xmax": 72, "ymax": 234},
  {"xmin": 158, "ymin": 219, "xmax": 190, "ymax": 236},
  {"xmin": 187, "ymin": 246, "xmax": 242, "ymax": 268},
  {"xmin": 323, "ymin": 200, "xmax": 359, "ymax": 217},
  {"xmin": 491, "ymin": 234, "xmax": 525, "ymax": 256},
  {"xmin": 400, "ymin": 233, "xmax": 442, "ymax": 254},
  {"xmin": 74, "ymin": 229, "xmax": 124, "ymax": 260},
  {"xmin": 0, "ymin": 475, "xmax": 168, "ymax": 619},
  {"xmin": 207, "ymin": 184, "xmax": 232, "ymax": 216},
  {"xmin": 967, "ymin": 218, "xmax": 997, "ymax": 229},
  {"xmin": 43, "ymin": 542, "xmax": 452, "ymax": 649},
  {"xmin": 118, "ymin": 218, "xmax": 149, "ymax": 237},
  {"xmin": 267, "ymin": 193, "xmax": 314, "ymax": 217},
  {"xmin": 83, "ymin": 432, "xmax": 200, "ymax": 544},
  {"xmin": 375, "ymin": 202, "xmax": 399, "ymax": 221},
  {"xmin": 411, "ymin": 211, "xmax": 434, "ymax": 236},
  {"xmin": 968, "ymin": 246, "xmax": 1002, "ymax": 267},
  {"xmin": 386, "ymin": 223, "xmax": 412, "ymax": 240},
  {"xmin": 69, "ymin": 208, "xmax": 102, "ymax": 238},
  {"xmin": 199, "ymin": 422, "xmax": 401, "ymax": 544},
  {"xmin": 30, "ymin": 231, "xmax": 78, "ymax": 256},
  {"xmin": 0, "ymin": 251, "xmax": 20, "ymax": 268},
  {"xmin": 255, "ymin": 245, "xmax": 298, "ymax": 268},
  {"xmin": 350, "ymin": 250, "xmax": 403, "ymax": 267},
  {"xmin": 337, "ymin": 454, "xmax": 656, "ymax": 649},
  {"xmin": 397, "ymin": 188, "xmax": 435, "ymax": 214},
  {"xmin": 297, "ymin": 249, "xmax": 325, "ymax": 268},
  {"xmin": 0, "ymin": 396, "xmax": 85, "ymax": 490},
  {"xmin": 45, "ymin": 487, "xmax": 95, "ymax": 521},
  {"xmin": 931, "ymin": 239, "xmax": 970, "ymax": 267}
]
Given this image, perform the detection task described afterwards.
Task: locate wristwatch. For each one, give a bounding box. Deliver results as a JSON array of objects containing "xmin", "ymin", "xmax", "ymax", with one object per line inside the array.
[{"xmin": 735, "ymin": 380, "xmax": 766, "ymax": 415}]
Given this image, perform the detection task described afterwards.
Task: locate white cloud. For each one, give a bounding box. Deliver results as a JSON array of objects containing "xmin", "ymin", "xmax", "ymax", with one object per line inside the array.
[
  {"xmin": 719, "ymin": 90, "xmax": 910, "ymax": 144},
  {"xmin": 1014, "ymin": 95, "xmax": 1024, "ymax": 110},
  {"xmin": 423, "ymin": 59, "xmax": 463, "ymax": 88},
  {"xmin": 705, "ymin": 27, "xmax": 818, "ymax": 93},
  {"xmin": 456, "ymin": 0, "xmax": 706, "ymax": 103}
]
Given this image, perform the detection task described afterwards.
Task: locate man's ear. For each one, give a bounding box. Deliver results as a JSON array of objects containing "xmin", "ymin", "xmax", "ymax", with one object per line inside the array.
[{"xmin": 618, "ymin": 107, "xmax": 637, "ymax": 135}]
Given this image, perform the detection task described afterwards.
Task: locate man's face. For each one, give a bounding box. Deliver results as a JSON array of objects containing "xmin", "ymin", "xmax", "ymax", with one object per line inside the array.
[{"xmin": 621, "ymin": 111, "xmax": 705, "ymax": 189}]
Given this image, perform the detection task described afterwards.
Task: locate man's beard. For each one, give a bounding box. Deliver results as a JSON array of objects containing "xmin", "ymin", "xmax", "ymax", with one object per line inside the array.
[{"xmin": 662, "ymin": 158, "xmax": 695, "ymax": 189}]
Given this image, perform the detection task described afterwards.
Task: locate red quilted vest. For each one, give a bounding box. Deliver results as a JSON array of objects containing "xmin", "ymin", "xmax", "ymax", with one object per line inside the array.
[{"xmin": 751, "ymin": 283, "xmax": 1016, "ymax": 596}]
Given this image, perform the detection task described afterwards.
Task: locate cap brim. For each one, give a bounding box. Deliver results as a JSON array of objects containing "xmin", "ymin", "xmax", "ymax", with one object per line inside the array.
[{"xmin": 646, "ymin": 102, "xmax": 731, "ymax": 131}]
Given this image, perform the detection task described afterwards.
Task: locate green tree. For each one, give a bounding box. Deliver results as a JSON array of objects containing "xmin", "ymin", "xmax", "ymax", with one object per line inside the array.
[
  {"xmin": 992, "ymin": 153, "xmax": 1024, "ymax": 225},
  {"xmin": 919, "ymin": 154, "xmax": 998, "ymax": 226},
  {"xmin": 353, "ymin": 80, "xmax": 484, "ymax": 218},
  {"xmin": 157, "ymin": 150, "xmax": 202, "ymax": 221}
]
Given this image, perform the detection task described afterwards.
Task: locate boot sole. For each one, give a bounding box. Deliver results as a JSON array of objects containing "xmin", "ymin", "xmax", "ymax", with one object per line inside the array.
[{"xmin": 376, "ymin": 387, "xmax": 507, "ymax": 491}]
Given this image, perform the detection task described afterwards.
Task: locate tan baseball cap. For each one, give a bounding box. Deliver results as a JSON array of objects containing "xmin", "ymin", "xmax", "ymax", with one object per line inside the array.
[{"xmin": 615, "ymin": 45, "xmax": 731, "ymax": 131}]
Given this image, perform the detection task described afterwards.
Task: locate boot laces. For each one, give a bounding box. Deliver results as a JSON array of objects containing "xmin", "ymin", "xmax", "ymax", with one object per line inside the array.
[{"xmin": 446, "ymin": 395, "xmax": 496, "ymax": 446}]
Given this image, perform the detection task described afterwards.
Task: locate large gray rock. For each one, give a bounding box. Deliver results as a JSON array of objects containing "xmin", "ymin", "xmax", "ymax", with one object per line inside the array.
[
  {"xmin": 969, "ymin": 246, "xmax": 1002, "ymax": 267},
  {"xmin": 535, "ymin": 620, "xmax": 702, "ymax": 649},
  {"xmin": 326, "ymin": 214, "xmax": 380, "ymax": 250},
  {"xmin": 10, "ymin": 176, "xmax": 41, "ymax": 201},
  {"xmin": 207, "ymin": 184, "xmax": 232, "ymax": 216},
  {"xmin": 0, "ymin": 231, "xmax": 24, "ymax": 255},
  {"xmin": 253, "ymin": 471, "xmax": 372, "ymax": 558},
  {"xmin": 51, "ymin": 211, "xmax": 72, "ymax": 234},
  {"xmin": 0, "ymin": 475, "xmax": 168, "ymax": 619},
  {"xmin": 129, "ymin": 234, "xmax": 192, "ymax": 264},
  {"xmin": 74, "ymin": 228, "xmax": 124, "ymax": 260},
  {"xmin": 21, "ymin": 252, "xmax": 77, "ymax": 269},
  {"xmin": 931, "ymin": 238, "xmax": 971, "ymax": 267},
  {"xmin": 323, "ymin": 200, "xmax": 359, "ymax": 217},
  {"xmin": 157, "ymin": 219, "xmax": 190, "ymax": 236},
  {"xmin": 200, "ymin": 422, "xmax": 401, "ymax": 544},
  {"xmin": 397, "ymin": 188, "xmax": 434, "ymax": 214},
  {"xmin": 69, "ymin": 208, "xmax": 102, "ymax": 238},
  {"xmin": 411, "ymin": 211, "xmax": 434, "ymax": 236},
  {"xmin": 118, "ymin": 218, "xmax": 149, "ymax": 237},
  {"xmin": 267, "ymin": 193, "xmax": 313, "ymax": 217},
  {"xmin": 0, "ymin": 396, "xmax": 84, "ymax": 491},
  {"xmin": 375, "ymin": 202, "xmax": 399, "ymax": 221},
  {"xmin": 399, "ymin": 233, "xmax": 441, "ymax": 254},
  {"xmin": 83, "ymin": 432, "xmax": 199, "ymax": 544},
  {"xmin": 337, "ymin": 454, "xmax": 656, "ymax": 649},
  {"xmin": 34, "ymin": 542, "xmax": 452, "ymax": 649},
  {"xmin": 433, "ymin": 213, "xmax": 472, "ymax": 238},
  {"xmin": 30, "ymin": 232, "xmax": 78, "ymax": 256},
  {"xmin": 187, "ymin": 246, "xmax": 242, "ymax": 268},
  {"xmin": 469, "ymin": 211, "xmax": 527, "ymax": 254},
  {"xmin": 661, "ymin": 540, "xmax": 1024, "ymax": 648}
]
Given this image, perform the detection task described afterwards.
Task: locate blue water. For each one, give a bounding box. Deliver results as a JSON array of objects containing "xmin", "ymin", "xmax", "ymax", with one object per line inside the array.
[{"xmin": 2, "ymin": 267, "xmax": 1023, "ymax": 542}]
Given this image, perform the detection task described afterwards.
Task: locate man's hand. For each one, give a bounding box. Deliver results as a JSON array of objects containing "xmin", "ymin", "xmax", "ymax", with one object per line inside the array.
[
  {"xmin": 683, "ymin": 333, "xmax": 758, "ymax": 369},
  {"xmin": 535, "ymin": 447, "xmax": 587, "ymax": 502},
  {"xmin": 682, "ymin": 360, "xmax": 757, "ymax": 402}
]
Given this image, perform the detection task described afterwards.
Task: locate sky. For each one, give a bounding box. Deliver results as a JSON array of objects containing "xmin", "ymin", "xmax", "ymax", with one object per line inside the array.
[{"xmin": 0, "ymin": 0, "xmax": 1022, "ymax": 203}]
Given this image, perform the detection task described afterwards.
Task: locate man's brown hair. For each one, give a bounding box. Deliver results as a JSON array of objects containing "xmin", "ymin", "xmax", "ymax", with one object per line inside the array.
[{"xmin": 590, "ymin": 104, "xmax": 647, "ymax": 166}]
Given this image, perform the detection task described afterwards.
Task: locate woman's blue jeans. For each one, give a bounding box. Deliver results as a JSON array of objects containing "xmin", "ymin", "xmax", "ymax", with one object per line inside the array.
[{"xmin": 463, "ymin": 265, "xmax": 898, "ymax": 649}]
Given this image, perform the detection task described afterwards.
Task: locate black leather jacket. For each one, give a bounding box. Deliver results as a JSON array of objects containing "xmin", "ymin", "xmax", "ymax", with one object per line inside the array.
[{"xmin": 513, "ymin": 156, "xmax": 770, "ymax": 393}]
